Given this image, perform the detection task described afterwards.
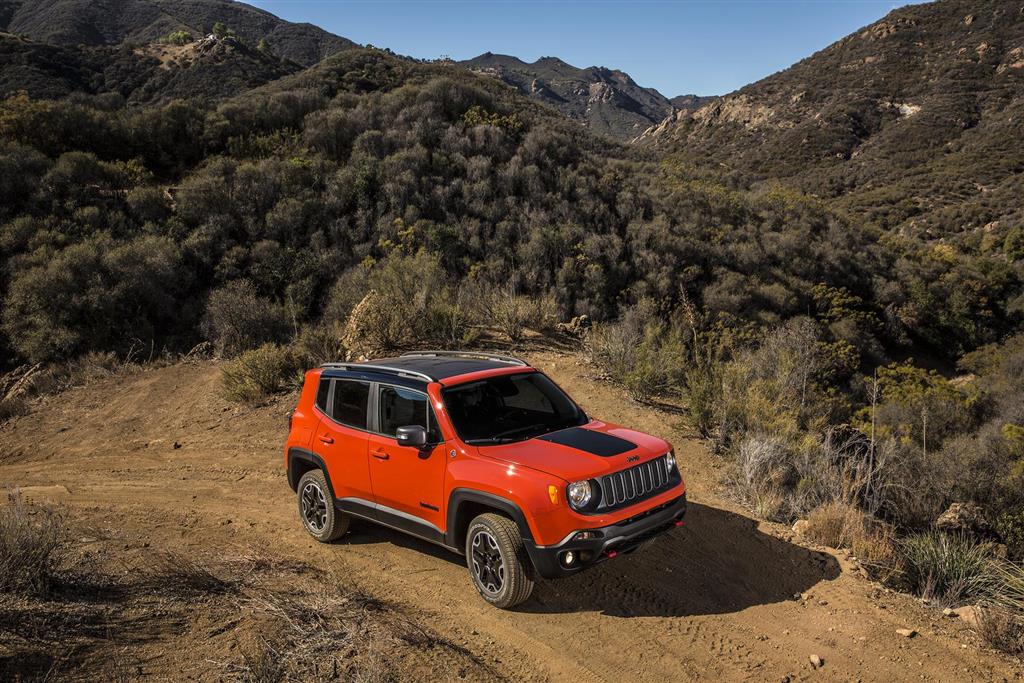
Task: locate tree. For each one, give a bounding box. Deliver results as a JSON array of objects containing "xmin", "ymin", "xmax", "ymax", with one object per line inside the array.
[{"xmin": 212, "ymin": 22, "xmax": 231, "ymax": 39}]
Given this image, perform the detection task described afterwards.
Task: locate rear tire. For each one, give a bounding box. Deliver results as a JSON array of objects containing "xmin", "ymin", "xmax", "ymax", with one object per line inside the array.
[
  {"xmin": 465, "ymin": 513, "xmax": 534, "ymax": 609},
  {"xmin": 297, "ymin": 469, "xmax": 348, "ymax": 542}
]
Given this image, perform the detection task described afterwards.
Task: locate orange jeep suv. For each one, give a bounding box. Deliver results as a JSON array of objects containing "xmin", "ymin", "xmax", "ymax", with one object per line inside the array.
[{"xmin": 284, "ymin": 351, "xmax": 687, "ymax": 608}]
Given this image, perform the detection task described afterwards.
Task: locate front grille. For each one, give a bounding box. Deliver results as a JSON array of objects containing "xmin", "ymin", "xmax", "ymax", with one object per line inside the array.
[{"xmin": 598, "ymin": 455, "xmax": 672, "ymax": 510}]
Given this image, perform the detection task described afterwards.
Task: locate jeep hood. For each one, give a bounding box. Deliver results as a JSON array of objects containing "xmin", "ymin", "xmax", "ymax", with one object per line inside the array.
[{"xmin": 473, "ymin": 420, "xmax": 670, "ymax": 481}]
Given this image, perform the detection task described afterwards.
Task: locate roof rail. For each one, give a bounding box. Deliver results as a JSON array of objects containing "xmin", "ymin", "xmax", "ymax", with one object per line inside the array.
[
  {"xmin": 319, "ymin": 363, "xmax": 435, "ymax": 383},
  {"xmin": 400, "ymin": 350, "xmax": 528, "ymax": 367}
]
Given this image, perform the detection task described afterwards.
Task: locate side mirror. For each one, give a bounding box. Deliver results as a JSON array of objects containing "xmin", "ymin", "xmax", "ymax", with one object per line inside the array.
[{"xmin": 396, "ymin": 425, "xmax": 427, "ymax": 448}]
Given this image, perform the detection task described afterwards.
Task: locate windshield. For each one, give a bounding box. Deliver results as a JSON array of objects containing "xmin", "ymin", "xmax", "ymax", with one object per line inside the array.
[{"xmin": 441, "ymin": 372, "xmax": 587, "ymax": 444}]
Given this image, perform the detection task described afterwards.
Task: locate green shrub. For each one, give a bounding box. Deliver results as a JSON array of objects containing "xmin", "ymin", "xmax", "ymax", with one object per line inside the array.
[
  {"xmin": 475, "ymin": 282, "xmax": 541, "ymax": 344},
  {"xmin": 0, "ymin": 490, "xmax": 65, "ymax": 597},
  {"xmin": 294, "ymin": 324, "xmax": 346, "ymax": 366},
  {"xmin": 996, "ymin": 510, "xmax": 1024, "ymax": 561},
  {"xmin": 341, "ymin": 251, "xmax": 483, "ymax": 354},
  {"xmin": 221, "ymin": 344, "xmax": 302, "ymax": 403},
  {"xmin": 899, "ymin": 531, "xmax": 997, "ymax": 602},
  {"xmin": 202, "ymin": 281, "xmax": 290, "ymax": 357},
  {"xmin": 585, "ymin": 300, "xmax": 685, "ymax": 402},
  {"xmin": 165, "ymin": 30, "xmax": 193, "ymax": 46},
  {"xmin": 681, "ymin": 361, "xmax": 721, "ymax": 438}
]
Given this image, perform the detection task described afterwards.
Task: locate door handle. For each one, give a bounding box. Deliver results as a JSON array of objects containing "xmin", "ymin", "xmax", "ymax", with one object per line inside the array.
[
  {"xmin": 371, "ymin": 450, "xmax": 390, "ymax": 461},
  {"xmin": 318, "ymin": 435, "xmax": 334, "ymax": 444}
]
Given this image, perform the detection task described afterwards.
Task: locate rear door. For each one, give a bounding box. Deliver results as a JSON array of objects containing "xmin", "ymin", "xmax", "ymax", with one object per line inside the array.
[
  {"xmin": 366, "ymin": 383, "xmax": 446, "ymax": 533},
  {"xmin": 314, "ymin": 377, "xmax": 372, "ymax": 503}
]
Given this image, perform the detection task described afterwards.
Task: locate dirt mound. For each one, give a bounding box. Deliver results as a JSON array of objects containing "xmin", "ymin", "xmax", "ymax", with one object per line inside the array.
[{"xmin": 1, "ymin": 354, "xmax": 1021, "ymax": 681}]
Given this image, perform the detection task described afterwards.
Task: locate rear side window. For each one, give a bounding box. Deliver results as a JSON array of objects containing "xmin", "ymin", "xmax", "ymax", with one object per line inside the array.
[
  {"xmin": 378, "ymin": 386, "xmax": 441, "ymax": 442},
  {"xmin": 331, "ymin": 380, "xmax": 370, "ymax": 429},
  {"xmin": 315, "ymin": 378, "xmax": 330, "ymax": 412}
]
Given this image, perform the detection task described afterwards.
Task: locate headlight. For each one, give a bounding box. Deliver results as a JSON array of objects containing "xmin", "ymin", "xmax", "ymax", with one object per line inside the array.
[
  {"xmin": 566, "ymin": 480, "xmax": 593, "ymax": 510},
  {"xmin": 665, "ymin": 449, "xmax": 677, "ymax": 472}
]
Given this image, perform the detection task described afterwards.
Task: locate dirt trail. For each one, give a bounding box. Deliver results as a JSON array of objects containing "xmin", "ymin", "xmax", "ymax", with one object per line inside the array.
[{"xmin": 2, "ymin": 353, "xmax": 1022, "ymax": 682}]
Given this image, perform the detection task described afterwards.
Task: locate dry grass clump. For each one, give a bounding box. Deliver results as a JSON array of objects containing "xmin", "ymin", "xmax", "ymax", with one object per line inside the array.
[
  {"xmin": 231, "ymin": 575, "xmax": 494, "ymax": 683},
  {"xmin": 0, "ymin": 490, "xmax": 66, "ymax": 597},
  {"xmin": 851, "ymin": 522, "xmax": 902, "ymax": 582},
  {"xmin": 803, "ymin": 502, "xmax": 870, "ymax": 549},
  {"xmin": 977, "ymin": 607, "xmax": 1024, "ymax": 656}
]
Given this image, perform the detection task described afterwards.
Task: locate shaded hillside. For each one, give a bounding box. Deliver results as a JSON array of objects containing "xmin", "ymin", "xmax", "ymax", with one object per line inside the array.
[
  {"xmin": 461, "ymin": 52, "xmax": 676, "ymax": 140},
  {"xmin": 0, "ymin": 0, "xmax": 355, "ymax": 66},
  {"xmin": 0, "ymin": 31, "xmax": 298, "ymax": 102},
  {"xmin": 638, "ymin": 0, "xmax": 1024, "ymax": 251}
]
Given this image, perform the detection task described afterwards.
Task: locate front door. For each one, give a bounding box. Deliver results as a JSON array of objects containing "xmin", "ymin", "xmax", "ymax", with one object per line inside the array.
[{"xmin": 367, "ymin": 383, "xmax": 446, "ymax": 534}]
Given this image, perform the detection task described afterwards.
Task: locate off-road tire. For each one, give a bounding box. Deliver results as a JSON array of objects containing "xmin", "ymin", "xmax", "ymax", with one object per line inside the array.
[
  {"xmin": 297, "ymin": 469, "xmax": 349, "ymax": 542},
  {"xmin": 465, "ymin": 513, "xmax": 535, "ymax": 609}
]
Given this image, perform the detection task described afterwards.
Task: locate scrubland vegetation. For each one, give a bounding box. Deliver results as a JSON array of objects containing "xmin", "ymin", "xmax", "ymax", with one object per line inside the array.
[{"xmin": 1, "ymin": 40, "xmax": 1023, "ymax": 656}]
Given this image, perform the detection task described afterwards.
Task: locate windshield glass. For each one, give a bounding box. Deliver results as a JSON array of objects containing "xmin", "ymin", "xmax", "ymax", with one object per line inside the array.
[{"xmin": 441, "ymin": 372, "xmax": 587, "ymax": 444}]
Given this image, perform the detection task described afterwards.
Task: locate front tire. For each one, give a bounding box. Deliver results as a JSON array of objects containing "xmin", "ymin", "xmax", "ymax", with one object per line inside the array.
[
  {"xmin": 465, "ymin": 513, "xmax": 534, "ymax": 609},
  {"xmin": 297, "ymin": 469, "xmax": 349, "ymax": 542}
]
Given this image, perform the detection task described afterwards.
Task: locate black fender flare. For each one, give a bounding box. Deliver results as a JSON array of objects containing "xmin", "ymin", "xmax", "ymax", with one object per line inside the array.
[
  {"xmin": 287, "ymin": 447, "xmax": 336, "ymax": 498},
  {"xmin": 445, "ymin": 488, "xmax": 534, "ymax": 549}
]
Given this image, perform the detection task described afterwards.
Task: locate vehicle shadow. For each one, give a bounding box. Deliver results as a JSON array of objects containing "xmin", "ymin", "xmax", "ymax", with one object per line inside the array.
[
  {"xmin": 524, "ymin": 502, "xmax": 840, "ymax": 617},
  {"xmin": 341, "ymin": 501, "xmax": 840, "ymax": 618}
]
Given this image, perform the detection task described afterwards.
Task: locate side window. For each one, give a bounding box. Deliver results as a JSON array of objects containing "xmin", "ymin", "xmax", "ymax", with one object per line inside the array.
[
  {"xmin": 331, "ymin": 380, "xmax": 370, "ymax": 429},
  {"xmin": 315, "ymin": 378, "xmax": 330, "ymax": 413},
  {"xmin": 378, "ymin": 386, "xmax": 441, "ymax": 442}
]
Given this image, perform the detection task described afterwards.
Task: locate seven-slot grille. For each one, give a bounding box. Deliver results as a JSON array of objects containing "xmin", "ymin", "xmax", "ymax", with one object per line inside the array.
[{"xmin": 599, "ymin": 454, "xmax": 672, "ymax": 508}]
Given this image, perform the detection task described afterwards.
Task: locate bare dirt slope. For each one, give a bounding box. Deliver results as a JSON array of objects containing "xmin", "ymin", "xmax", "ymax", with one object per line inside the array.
[{"xmin": 1, "ymin": 352, "xmax": 1022, "ymax": 682}]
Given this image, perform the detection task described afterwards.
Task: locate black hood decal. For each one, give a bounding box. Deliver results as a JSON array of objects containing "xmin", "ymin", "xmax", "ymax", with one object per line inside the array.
[{"xmin": 536, "ymin": 427, "xmax": 636, "ymax": 457}]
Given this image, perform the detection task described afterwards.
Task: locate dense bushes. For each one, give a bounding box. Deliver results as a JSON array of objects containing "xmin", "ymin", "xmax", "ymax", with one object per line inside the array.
[
  {"xmin": 2, "ymin": 234, "xmax": 187, "ymax": 363},
  {"xmin": 202, "ymin": 280, "xmax": 290, "ymax": 357}
]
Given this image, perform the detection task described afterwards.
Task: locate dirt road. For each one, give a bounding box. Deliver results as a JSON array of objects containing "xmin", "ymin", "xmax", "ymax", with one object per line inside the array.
[{"xmin": 2, "ymin": 353, "xmax": 1021, "ymax": 681}]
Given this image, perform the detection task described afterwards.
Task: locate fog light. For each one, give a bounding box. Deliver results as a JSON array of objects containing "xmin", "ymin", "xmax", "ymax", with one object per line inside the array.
[{"xmin": 560, "ymin": 551, "xmax": 576, "ymax": 567}]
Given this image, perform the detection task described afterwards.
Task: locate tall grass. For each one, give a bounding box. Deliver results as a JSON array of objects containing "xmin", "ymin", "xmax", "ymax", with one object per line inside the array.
[{"xmin": 899, "ymin": 531, "xmax": 997, "ymax": 603}]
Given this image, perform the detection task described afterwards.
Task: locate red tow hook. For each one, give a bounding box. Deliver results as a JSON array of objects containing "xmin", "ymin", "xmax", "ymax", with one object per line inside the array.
[
  {"xmin": 604, "ymin": 550, "xmax": 619, "ymax": 559},
  {"xmin": 674, "ymin": 519, "xmax": 685, "ymax": 527}
]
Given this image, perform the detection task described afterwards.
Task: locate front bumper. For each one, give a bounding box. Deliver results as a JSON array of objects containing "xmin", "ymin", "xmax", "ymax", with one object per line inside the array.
[{"xmin": 524, "ymin": 492, "xmax": 687, "ymax": 579}]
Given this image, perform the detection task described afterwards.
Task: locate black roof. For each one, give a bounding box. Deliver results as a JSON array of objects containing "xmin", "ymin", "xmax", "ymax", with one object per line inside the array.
[{"xmin": 320, "ymin": 352, "xmax": 529, "ymax": 384}]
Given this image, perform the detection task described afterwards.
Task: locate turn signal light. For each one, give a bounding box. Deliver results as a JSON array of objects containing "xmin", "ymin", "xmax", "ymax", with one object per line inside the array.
[{"xmin": 548, "ymin": 485, "xmax": 558, "ymax": 504}]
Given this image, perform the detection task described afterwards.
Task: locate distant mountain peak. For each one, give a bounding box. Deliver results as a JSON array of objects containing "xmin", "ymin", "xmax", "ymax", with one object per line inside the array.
[{"xmin": 460, "ymin": 52, "xmax": 686, "ymax": 140}]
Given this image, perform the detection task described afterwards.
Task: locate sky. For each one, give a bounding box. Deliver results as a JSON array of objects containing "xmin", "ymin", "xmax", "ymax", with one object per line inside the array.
[{"xmin": 243, "ymin": 1, "xmax": 922, "ymax": 97}]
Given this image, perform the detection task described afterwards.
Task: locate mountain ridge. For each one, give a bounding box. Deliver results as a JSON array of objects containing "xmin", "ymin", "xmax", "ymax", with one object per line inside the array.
[
  {"xmin": 0, "ymin": 0, "xmax": 356, "ymax": 66},
  {"xmin": 636, "ymin": 0, "xmax": 1024, "ymax": 247},
  {"xmin": 461, "ymin": 51, "xmax": 700, "ymax": 140}
]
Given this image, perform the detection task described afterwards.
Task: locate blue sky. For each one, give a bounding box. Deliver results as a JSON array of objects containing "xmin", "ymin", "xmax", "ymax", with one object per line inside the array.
[{"xmin": 243, "ymin": 1, "xmax": 921, "ymax": 96}]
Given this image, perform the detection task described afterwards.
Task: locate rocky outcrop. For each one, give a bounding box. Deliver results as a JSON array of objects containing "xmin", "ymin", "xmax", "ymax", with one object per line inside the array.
[{"xmin": 934, "ymin": 502, "xmax": 990, "ymax": 537}]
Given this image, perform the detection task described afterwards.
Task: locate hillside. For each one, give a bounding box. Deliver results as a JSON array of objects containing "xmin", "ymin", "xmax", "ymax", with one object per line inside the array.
[
  {"xmin": 0, "ymin": 30, "xmax": 299, "ymax": 102},
  {"xmin": 461, "ymin": 52, "xmax": 678, "ymax": 140},
  {"xmin": 638, "ymin": 0, "xmax": 1024, "ymax": 248},
  {"xmin": 0, "ymin": 0, "xmax": 356, "ymax": 66}
]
